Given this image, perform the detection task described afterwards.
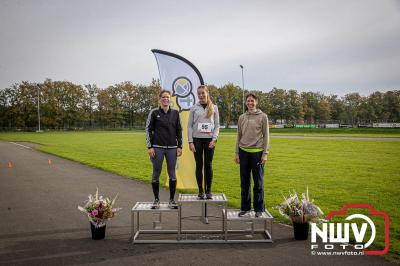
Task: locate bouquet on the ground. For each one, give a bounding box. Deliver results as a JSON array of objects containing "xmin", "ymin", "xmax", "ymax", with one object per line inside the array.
[
  {"xmin": 275, "ymin": 187, "xmax": 325, "ymax": 223},
  {"xmin": 78, "ymin": 188, "xmax": 121, "ymax": 226}
]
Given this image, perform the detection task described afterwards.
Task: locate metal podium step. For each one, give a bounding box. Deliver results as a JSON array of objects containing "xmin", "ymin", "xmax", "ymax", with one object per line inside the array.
[
  {"xmin": 132, "ymin": 202, "xmax": 179, "ymax": 212},
  {"xmin": 225, "ymin": 209, "xmax": 274, "ymax": 220},
  {"xmin": 223, "ymin": 209, "xmax": 274, "ymax": 242},
  {"xmin": 178, "ymin": 193, "xmax": 227, "ymax": 202}
]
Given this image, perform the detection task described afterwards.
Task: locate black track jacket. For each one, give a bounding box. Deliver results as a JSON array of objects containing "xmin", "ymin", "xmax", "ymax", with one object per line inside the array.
[{"xmin": 146, "ymin": 107, "xmax": 183, "ymax": 149}]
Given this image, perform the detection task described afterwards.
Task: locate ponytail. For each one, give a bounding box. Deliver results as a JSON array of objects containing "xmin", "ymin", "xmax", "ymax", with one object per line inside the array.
[{"xmin": 206, "ymin": 96, "xmax": 214, "ymax": 118}]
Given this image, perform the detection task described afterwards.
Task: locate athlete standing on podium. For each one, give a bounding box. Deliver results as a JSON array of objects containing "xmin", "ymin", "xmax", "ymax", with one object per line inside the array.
[
  {"xmin": 188, "ymin": 85, "xmax": 220, "ymax": 200},
  {"xmin": 235, "ymin": 93, "xmax": 270, "ymax": 218},
  {"xmin": 146, "ymin": 90, "xmax": 183, "ymax": 209}
]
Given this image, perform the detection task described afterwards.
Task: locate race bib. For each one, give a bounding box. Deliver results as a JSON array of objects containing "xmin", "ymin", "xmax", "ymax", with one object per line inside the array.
[{"xmin": 198, "ymin": 123, "xmax": 212, "ymax": 133}]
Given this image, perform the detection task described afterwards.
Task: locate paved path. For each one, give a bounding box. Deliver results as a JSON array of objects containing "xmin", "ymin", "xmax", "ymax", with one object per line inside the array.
[{"xmin": 0, "ymin": 141, "xmax": 393, "ymax": 266}]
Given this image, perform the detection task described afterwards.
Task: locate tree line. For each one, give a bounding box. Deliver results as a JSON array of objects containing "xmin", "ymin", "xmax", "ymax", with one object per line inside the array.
[{"xmin": 0, "ymin": 79, "xmax": 399, "ymax": 130}]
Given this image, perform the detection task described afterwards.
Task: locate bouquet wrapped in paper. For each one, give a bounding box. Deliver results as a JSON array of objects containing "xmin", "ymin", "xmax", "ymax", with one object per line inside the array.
[
  {"xmin": 275, "ymin": 187, "xmax": 325, "ymax": 223},
  {"xmin": 78, "ymin": 188, "xmax": 121, "ymax": 227}
]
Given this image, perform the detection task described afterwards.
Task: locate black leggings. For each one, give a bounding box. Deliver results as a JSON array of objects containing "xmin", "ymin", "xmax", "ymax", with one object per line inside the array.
[{"xmin": 193, "ymin": 138, "xmax": 215, "ymax": 194}]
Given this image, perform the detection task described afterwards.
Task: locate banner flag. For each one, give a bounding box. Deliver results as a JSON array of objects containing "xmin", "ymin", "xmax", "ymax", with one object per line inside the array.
[{"xmin": 151, "ymin": 49, "xmax": 204, "ymax": 189}]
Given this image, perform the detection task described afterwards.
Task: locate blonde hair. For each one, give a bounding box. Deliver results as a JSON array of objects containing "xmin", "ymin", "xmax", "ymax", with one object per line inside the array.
[{"xmin": 197, "ymin": 85, "xmax": 214, "ymax": 118}]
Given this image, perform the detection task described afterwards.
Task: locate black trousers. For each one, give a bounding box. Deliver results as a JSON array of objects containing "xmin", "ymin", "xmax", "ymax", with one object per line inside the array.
[
  {"xmin": 193, "ymin": 138, "xmax": 215, "ymax": 194},
  {"xmin": 239, "ymin": 149, "xmax": 265, "ymax": 212}
]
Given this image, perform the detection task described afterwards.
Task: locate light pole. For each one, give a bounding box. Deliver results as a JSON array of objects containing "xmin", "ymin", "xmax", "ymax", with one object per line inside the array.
[
  {"xmin": 240, "ymin": 65, "xmax": 245, "ymax": 113},
  {"xmin": 36, "ymin": 83, "xmax": 41, "ymax": 132}
]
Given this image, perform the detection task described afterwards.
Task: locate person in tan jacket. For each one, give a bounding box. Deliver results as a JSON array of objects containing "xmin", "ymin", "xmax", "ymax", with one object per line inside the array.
[{"xmin": 235, "ymin": 93, "xmax": 270, "ymax": 217}]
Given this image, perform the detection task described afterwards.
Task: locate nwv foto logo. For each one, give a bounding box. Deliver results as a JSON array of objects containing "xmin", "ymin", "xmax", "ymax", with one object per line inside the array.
[{"xmin": 310, "ymin": 204, "xmax": 390, "ymax": 256}]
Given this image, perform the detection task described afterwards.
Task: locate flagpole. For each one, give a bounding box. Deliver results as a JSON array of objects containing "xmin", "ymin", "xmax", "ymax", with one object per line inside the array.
[{"xmin": 240, "ymin": 65, "xmax": 245, "ymax": 113}]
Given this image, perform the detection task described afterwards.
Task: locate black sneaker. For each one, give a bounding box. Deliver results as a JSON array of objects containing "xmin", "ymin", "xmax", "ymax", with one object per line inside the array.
[
  {"xmin": 238, "ymin": 210, "xmax": 248, "ymax": 217},
  {"xmin": 206, "ymin": 193, "xmax": 213, "ymax": 200},
  {"xmin": 151, "ymin": 199, "xmax": 160, "ymax": 209},
  {"xmin": 255, "ymin": 211, "xmax": 263, "ymax": 218},
  {"xmin": 198, "ymin": 193, "xmax": 205, "ymax": 200},
  {"xmin": 168, "ymin": 199, "xmax": 178, "ymax": 209}
]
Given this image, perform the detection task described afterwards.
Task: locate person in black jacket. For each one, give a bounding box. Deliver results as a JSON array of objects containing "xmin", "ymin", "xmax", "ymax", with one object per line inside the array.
[{"xmin": 146, "ymin": 90, "xmax": 182, "ymax": 209}]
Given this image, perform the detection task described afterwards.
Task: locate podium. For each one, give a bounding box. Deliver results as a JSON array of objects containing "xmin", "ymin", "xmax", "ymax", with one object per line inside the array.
[
  {"xmin": 131, "ymin": 193, "xmax": 273, "ymax": 243},
  {"xmin": 130, "ymin": 202, "xmax": 179, "ymax": 243},
  {"xmin": 178, "ymin": 193, "xmax": 227, "ymax": 242},
  {"xmin": 223, "ymin": 209, "xmax": 273, "ymax": 242}
]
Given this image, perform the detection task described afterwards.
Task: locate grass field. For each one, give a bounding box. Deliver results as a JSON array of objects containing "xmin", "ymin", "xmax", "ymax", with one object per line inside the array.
[
  {"xmin": 0, "ymin": 130, "xmax": 399, "ymax": 263},
  {"xmin": 223, "ymin": 127, "xmax": 400, "ymax": 138}
]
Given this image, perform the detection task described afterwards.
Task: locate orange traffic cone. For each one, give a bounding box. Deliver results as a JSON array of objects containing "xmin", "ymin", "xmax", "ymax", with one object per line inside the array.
[
  {"xmin": 48, "ymin": 159, "xmax": 52, "ymax": 166},
  {"xmin": 7, "ymin": 161, "xmax": 13, "ymax": 168}
]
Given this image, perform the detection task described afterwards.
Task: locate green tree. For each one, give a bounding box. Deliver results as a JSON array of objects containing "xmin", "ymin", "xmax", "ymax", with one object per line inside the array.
[
  {"xmin": 83, "ymin": 84, "xmax": 99, "ymax": 128},
  {"xmin": 268, "ymin": 88, "xmax": 286, "ymax": 123},
  {"xmin": 136, "ymin": 79, "xmax": 160, "ymax": 126},
  {"xmin": 301, "ymin": 92, "xmax": 319, "ymax": 123},
  {"xmin": 343, "ymin": 93, "xmax": 363, "ymax": 125},
  {"xmin": 254, "ymin": 90, "xmax": 272, "ymax": 117},
  {"xmin": 315, "ymin": 95, "xmax": 331, "ymax": 123},
  {"xmin": 383, "ymin": 91, "xmax": 400, "ymax": 122},
  {"xmin": 0, "ymin": 88, "xmax": 11, "ymax": 129},
  {"xmin": 42, "ymin": 80, "xmax": 85, "ymax": 129},
  {"xmin": 9, "ymin": 82, "xmax": 38, "ymax": 129},
  {"xmin": 116, "ymin": 81, "xmax": 138, "ymax": 129},
  {"xmin": 97, "ymin": 85, "xmax": 124, "ymax": 128},
  {"xmin": 218, "ymin": 83, "xmax": 242, "ymax": 127},
  {"xmin": 327, "ymin": 95, "xmax": 345, "ymax": 123},
  {"xmin": 285, "ymin": 89, "xmax": 303, "ymax": 123}
]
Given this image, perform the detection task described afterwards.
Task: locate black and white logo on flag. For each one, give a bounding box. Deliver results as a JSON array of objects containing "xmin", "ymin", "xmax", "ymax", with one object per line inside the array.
[{"xmin": 152, "ymin": 49, "xmax": 204, "ymax": 111}]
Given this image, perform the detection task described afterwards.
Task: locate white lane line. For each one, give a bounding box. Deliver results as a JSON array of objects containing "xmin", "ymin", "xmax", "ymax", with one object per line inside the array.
[
  {"xmin": 220, "ymin": 134, "xmax": 400, "ymax": 141},
  {"xmin": 9, "ymin": 142, "xmax": 32, "ymax": 149}
]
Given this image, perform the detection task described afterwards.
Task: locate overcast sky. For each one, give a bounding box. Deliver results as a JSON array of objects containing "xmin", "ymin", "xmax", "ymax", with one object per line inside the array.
[{"xmin": 1, "ymin": 0, "xmax": 399, "ymax": 95}]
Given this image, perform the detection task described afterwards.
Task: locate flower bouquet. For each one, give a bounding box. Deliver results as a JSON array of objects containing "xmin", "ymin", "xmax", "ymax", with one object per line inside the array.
[
  {"xmin": 275, "ymin": 187, "xmax": 325, "ymax": 240},
  {"xmin": 78, "ymin": 188, "xmax": 121, "ymax": 239}
]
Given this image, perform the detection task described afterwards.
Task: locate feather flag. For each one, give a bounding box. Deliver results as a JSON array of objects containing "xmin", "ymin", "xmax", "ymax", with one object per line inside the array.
[{"xmin": 152, "ymin": 49, "xmax": 203, "ymax": 189}]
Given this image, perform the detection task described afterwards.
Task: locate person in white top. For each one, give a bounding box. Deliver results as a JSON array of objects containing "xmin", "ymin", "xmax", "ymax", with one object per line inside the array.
[{"xmin": 188, "ymin": 85, "xmax": 220, "ymax": 199}]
